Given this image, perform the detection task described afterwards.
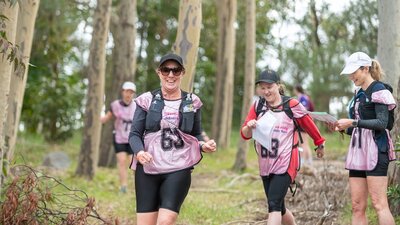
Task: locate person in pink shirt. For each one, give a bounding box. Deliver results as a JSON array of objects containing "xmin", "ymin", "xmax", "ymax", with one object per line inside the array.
[
  {"xmin": 129, "ymin": 53, "xmax": 217, "ymax": 225},
  {"xmin": 241, "ymin": 69, "xmax": 325, "ymax": 225},
  {"xmin": 101, "ymin": 81, "xmax": 137, "ymax": 193},
  {"xmin": 335, "ymin": 52, "xmax": 396, "ymax": 225}
]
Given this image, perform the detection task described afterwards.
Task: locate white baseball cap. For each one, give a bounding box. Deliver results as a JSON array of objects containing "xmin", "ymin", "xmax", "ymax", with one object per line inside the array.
[
  {"xmin": 340, "ymin": 52, "xmax": 372, "ymax": 75},
  {"xmin": 122, "ymin": 81, "xmax": 136, "ymax": 92}
]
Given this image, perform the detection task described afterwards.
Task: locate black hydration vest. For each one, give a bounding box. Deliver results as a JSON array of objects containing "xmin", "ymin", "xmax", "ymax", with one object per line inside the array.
[
  {"xmin": 351, "ymin": 81, "xmax": 395, "ymax": 131},
  {"xmin": 349, "ymin": 81, "xmax": 394, "ymax": 151},
  {"xmin": 145, "ymin": 89, "xmax": 195, "ymax": 134}
]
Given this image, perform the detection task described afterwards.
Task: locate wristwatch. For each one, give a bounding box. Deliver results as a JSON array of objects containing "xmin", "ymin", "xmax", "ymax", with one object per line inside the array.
[
  {"xmin": 352, "ymin": 120, "xmax": 358, "ymax": 127},
  {"xmin": 314, "ymin": 143, "xmax": 324, "ymax": 151}
]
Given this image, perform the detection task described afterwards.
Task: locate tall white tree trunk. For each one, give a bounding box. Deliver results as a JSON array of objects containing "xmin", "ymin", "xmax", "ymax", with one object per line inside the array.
[
  {"xmin": 5, "ymin": 0, "xmax": 40, "ymax": 166},
  {"xmin": 211, "ymin": 0, "xmax": 236, "ymax": 149},
  {"xmin": 172, "ymin": 0, "xmax": 202, "ymax": 92},
  {"xmin": 76, "ymin": 0, "xmax": 112, "ymax": 179},
  {"xmin": 233, "ymin": 0, "xmax": 255, "ymax": 171},
  {"xmin": 0, "ymin": 1, "xmax": 19, "ymax": 190},
  {"xmin": 378, "ymin": 0, "xmax": 400, "ymax": 215},
  {"xmin": 378, "ymin": 0, "xmax": 400, "ymax": 95},
  {"xmin": 98, "ymin": 0, "xmax": 137, "ymax": 167}
]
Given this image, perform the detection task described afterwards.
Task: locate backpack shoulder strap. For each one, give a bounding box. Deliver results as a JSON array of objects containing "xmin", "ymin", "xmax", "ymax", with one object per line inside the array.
[
  {"xmin": 282, "ymin": 96, "xmax": 303, "ymax": 144},
  {"xmin": 281, "ymin": 96, "xmax": 293, "ymax": 119},
  {"xmin": 255, "ymin": 96, "xmax": 266, "ymax": 117},
  {"xmin": 179, "ymin": 90, "xmax": 193, "ymax": 112},
  {"xmin": 151, "ymin": 88, "xmax": 163, "ymax": 100}
]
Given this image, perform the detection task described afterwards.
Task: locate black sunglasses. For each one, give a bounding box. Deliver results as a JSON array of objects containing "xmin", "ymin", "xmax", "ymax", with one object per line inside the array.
[{"xmin": 159, "ymin": 67, "xmax": 183, "ymax": 76}]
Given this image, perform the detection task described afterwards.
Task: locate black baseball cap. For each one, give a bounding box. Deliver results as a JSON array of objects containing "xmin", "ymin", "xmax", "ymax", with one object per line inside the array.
[
  {"xmin": 158, "ymin": 53, "xmax": 184, "ymax": 68},
  {"xmin": 256, "ymin": 69, "xmax": 280, "ymax": 84}
]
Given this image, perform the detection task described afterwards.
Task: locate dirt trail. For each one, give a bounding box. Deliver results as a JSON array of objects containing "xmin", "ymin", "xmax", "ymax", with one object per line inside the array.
[{"xmin": 213, "ymin": 160, "xmax": 350, "ymax": 225}]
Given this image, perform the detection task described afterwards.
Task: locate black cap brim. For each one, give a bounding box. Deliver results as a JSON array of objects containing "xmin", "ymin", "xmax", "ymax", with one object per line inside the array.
[
  {"xmin": 158, "ymin": 53, "xmax": 184, "ymax": 68},
  {"xmin": 256, "ymin": 79, "xmax": 277, "ymax": 84}
]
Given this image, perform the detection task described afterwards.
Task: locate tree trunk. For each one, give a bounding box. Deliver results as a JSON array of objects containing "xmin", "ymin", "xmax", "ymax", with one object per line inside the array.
[
  {"xmin": 172, "ymin": 0, "xmax": 202, "ymax": 92},
  {"xmin": 378, "ymin": 0, "xmax": 400, "ymax": 215},
  {"xmin": 0, "ymin": 1, "xmax": 19, "ymax": 191},
  {"xmin": 98, "ymin": 0, "xmax": 137, "ymax": 167},
  {"xmin": 232, "ymin": 0, "xmax": 255, "ymax": 171},
  {"xmin": 5, "ymin": 0, "xmax": 40, "ymax": 167},
  {"xmin": 211, "ymin": 0, "xmax": 236, "ymax": 149},
  {"xmin": 76, "ymin": 0, "xmax": 112, "ymax": 179}
]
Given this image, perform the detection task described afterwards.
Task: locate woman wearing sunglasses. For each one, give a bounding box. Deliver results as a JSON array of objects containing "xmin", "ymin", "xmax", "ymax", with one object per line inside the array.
[{"xmin": 129, "ymin": 53, "xmax": 217, "ymax": 225}]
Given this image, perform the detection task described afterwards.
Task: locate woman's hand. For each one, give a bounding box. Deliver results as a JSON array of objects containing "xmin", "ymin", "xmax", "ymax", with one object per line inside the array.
[
  {"xmin": 335, "ymin": 119, "xmax": 354, "ymax": 131},
  {"xmin": 136, "ymin": 150, "xmax": 153, "ymax": 164},
  {"xmin": 201, "ymin": 139, "xmax": 217, "ymax": 153},
  {"xmin": 246, "ymin": 119, "xmax": 257, "ymax": 129},
  {"xmin": 316, "ymin": 147, "xmax": 324, "ymax": 158}
]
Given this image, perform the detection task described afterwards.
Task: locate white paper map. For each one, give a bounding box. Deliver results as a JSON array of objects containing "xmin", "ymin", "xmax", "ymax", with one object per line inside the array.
[{"xmin": 252, "ymin": 111, "xmax": 277, "ymax": 149}]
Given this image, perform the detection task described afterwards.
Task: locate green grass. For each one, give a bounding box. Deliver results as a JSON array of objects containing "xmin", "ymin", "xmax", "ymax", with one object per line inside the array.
[{"xmin": 5, "ymin": 129, "xmax": 400, "ymax": 224}]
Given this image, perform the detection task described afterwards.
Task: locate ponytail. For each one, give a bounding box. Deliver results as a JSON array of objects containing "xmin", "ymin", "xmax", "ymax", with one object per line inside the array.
[
  {"xmin": 278, "ymin": 82, "xmax": 285, "ymax": 95},
  {"xmin": 370, "ymin": 59, "xmax": 384, "ymax": 81}
]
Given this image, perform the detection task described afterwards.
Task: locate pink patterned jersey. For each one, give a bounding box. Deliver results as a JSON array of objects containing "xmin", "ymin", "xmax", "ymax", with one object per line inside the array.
[
  {"xmin": 253, "ymin": 99, "xmax": 308, "ymax": 177},
  {"xmin": 345, "ymin": 88, "xmax": 396, "ymax": 171},
  {"xmin": 111, "ymin": 100, "xmax": 136, "ymax": 144},
  {"xmin": 133, "ymin": 92, "xmax": 203, "ymax": 174}
]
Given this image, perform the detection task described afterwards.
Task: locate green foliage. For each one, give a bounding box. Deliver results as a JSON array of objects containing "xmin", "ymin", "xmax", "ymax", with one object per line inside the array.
[
  {"xmin": 388, "ymin": 184, "xmax": 400, "ymax": 211},
  {"xmin": 135, "ymin": 0, "xmax": 180, "ymax": 93},
  {"xmin": 21, "ymin": 0, "xmax": 91, "ymax": 142},
  {"xmin": 276, "ymin": 0, "xmax": 378, "ymax": 113}
]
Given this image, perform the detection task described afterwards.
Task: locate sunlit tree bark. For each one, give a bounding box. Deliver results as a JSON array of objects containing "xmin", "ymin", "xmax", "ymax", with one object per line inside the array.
[
  {"xmin": 98, "ymin": 0, "xmax": 137, "ymax": 167},
  {"xmin": 211, "ymin": 0, "xmax": 236, "ymax": 149},
  {"xmin": 172, "ymin": 0, "xmax": 202, "ymax": 92},
  {"xmin": 233, "ymin": 0, "xmax": 255, "ymax": 171},
  {"xmin": 378, "ymin": 0, "xmax": 400, "ymax": 215},
  {"xmin": 0, "ymin": 1, "xmax": 19, "ymax": 190},
  {"xmin": 76, "ymin": 0, "xmax": 112, "ymax": 179},
  {"xmin": 5, "ymin": 0, "xmax": 40, "ymax": 168}
]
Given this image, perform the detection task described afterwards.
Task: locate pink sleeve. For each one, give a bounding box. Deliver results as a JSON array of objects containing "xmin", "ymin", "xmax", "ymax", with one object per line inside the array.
[
  {"xmin": 191, "ymin": 93, "xmax": 203, "ymax": 110},
  {"xmin": 371, "ymin": 89, "xmax": 396, "ymax": 110},
  {"xmin": 134, "ymin": 92, "xmax": 153, "ymax": 111},
  {"xmin": 289, "ymin": 99, "xmax": 308, "ymax": 118}
]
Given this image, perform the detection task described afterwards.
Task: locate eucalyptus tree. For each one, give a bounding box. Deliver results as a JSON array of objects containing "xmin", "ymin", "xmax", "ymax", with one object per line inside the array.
[
  {"xmin": 232, "ymin": 0, "xmax": 255, "ymax": 171},
  {"xmin": 211, "ymin": 0, "xmax": 237, "ymax": 149},
  {"xmin": 0, "ymin": 0, "xmax": 18, "ymax": 192},
  {"xmin": 98, "ymin": 0, "xmax": 137, "ymax": 167},
  {"xmin": 5, "ymin": 0, "xmax": 40, "ymax": 172},
  {"xmin": 76, "ymin": 0, "xmax": 112, "ymax": 179},
  {"xmin": 172, "ymin": 0, "xmax": 202, "ymax": 92},
  {"xmin": 378, "ymin": 0, "xmax": 400, "ymax": 215}
]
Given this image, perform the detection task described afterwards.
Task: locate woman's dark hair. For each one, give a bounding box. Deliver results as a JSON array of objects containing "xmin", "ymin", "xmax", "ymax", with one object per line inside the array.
[{"xmin": 294, "ymin": 84, "xmax": 304, "ymax": 94}]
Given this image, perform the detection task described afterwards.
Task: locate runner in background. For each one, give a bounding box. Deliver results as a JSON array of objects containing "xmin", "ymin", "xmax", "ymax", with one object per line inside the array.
[
  {"xmin": 101, "ymin": 81, "xmax": 137, "ymax": 193},
  {"xmin": 293, "ymin": 84, "xmax": 314, "ymax": 166}
]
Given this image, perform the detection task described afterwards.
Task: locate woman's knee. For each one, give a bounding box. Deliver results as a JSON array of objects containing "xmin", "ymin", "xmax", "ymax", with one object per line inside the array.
[
  {"xmin": 370, "ymin": 196, "xmax": 389, "ymax": 212},
  {"xmin": 351, "ymin": 199, "xmax": 367, "ymax": 214},
  {"xmin": 157, "ymin": 209, "xmax": 178, "ymax": 225}
]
